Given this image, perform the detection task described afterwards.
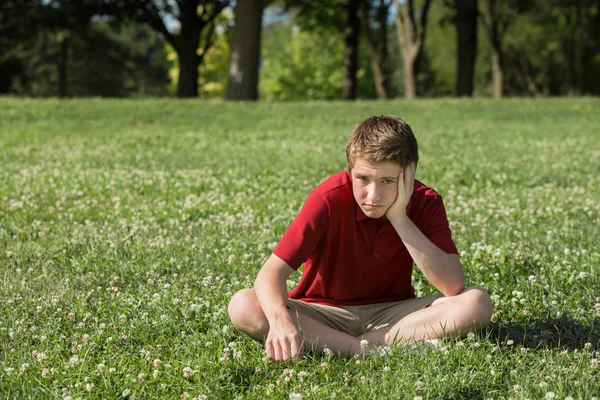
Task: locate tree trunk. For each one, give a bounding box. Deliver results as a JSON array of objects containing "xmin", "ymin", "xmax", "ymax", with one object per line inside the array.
[
  {"xmin": 58, "ymin": 34, "xmax": 68, "ymax": 98},
  {"xmin": 343, "ymin": 0, "xmax": 360, "ymax": 100},
  {"xmin": 403, "ymin": 57, "xmax": 416, "ymax": 99},
  {"xmin": 176, "ymin": 18, "xmax": 201, "ymax": 98},
  {"xmin": 371, "ymin": 45, "xmax": 388, "ymax": 99},
  {"xmin": 226, "ymin": 0, "xmax": 264, "ymax": 101},
  {"xmin": 368, "ymin": 0, "xmax": 390, "ymax": 99},
  {"xmin": 491, "ymin": 47, "xmax": 503, "ymax": 98},
  {"xmin": 393, "ymin": 0, "xmax": 433, "ymax": 99},
  {"xmin": 455, "ymin": 0, "xmax": 478, "ymax": 97}
]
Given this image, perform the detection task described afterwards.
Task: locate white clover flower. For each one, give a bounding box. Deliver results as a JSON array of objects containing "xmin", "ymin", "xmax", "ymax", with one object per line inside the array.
[
  {"xmin": 383, "ymin": 366, "xmax": 391, "ymax": 373},
  {"xmin": 97, "ymin": 363, "xmax": 105, "ymax": 373},
  {"xmin": 360, "ymin": 339, "xmax": 369, "ymax": 350},
  {"xmin": 20, "ymin": 363, "xmax": 30, "ymax": 374},
  {"xmin": 578, "ymin": 271, "xmax": 587, "ymax": 279},
  {"xmin": 289, "ymin": 393, "xmax": 303, "ymax": 400},
  {"xmin": 183, "ymin": 367, "xmax": 192, "ymax": 378},
  {"xmin": 122, "ymin": 389, "xmax": 131, "ymax": 397},
  {"xmin": 506, "ymin": 340, "xmax": 514, "ymax": 346},
  {"xmin": 545, "ymin": 392, "xmax": 556, "ymax": 399},
  {"xmin": 138, "ymin": 373, "xmax": 145, "ymax": 382}
]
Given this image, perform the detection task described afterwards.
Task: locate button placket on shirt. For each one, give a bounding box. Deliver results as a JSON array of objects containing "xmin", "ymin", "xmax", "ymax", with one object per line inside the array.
[{"xmin": 372, "ymin": 224, "xmax": 390, "ymax": 261}]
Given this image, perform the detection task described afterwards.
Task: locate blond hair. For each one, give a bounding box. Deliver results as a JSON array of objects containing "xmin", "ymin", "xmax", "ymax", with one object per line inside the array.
[{"xmin": 346, "ymin": 115, "xmax": 419, "ymax": 170}]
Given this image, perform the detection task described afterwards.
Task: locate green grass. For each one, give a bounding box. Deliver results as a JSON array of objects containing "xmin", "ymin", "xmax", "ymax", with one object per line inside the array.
[{"xmin": 0, "ymin": 98, "xmax": 599, "ymax": 399}]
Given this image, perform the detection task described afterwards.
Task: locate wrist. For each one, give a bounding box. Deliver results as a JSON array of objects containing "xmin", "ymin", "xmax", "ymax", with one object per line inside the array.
[{"xmin": 389, "ymin": 212, "xmax": 410, "ymax": 227}]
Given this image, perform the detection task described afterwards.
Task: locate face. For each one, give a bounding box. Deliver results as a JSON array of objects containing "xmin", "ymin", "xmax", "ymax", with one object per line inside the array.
[{"xmin": 350, "ymin": 158, "xmax": 403, "ymax": 219}]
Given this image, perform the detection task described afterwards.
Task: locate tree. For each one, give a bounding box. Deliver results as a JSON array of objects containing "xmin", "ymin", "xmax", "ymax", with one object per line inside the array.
[
  {"xmin": 260, "ymin": 21, "xmax": 346, "ymax": 100},
  {"xmin": 393, "ymin": 0, "xmax": 434, "ymax": 99},
  {"xmin": 480, "ymin": 0, "xmax": 529, "ymax": 98},
  {"xmin": 365, "ymin": 0, "xmax": 392, "ymax": 99},
  {"xmin": 226, "ymin": 0, "xmax": 265, "ymax": 100},
  {"xmin": 455, "ymin": 0, "xmax": 478, "ymax": 96},
  {"xmin": 0, "ymin": 0, "xmax": 44, "ymax": 93},
  {"xmin": 105, "ymin": 0, "xmax": 229, "ymax": 98},
  {"xmin": 8, "ymin": 21, "xmax": 170, "ymax": 97},
  {"xmin": 342, "ymin": 0, "xmax": 360, "ymax": 99},
  {"xmin": 283, "ymin": 0, "xmax": 361, "ymax": 100}
]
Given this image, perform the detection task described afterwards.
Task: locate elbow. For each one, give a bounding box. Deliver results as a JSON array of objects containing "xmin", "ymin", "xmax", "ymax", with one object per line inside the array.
[
  {"xmin": 440, "ymin": 267, "xmax": 465, "ymax": 297},
  {"xmin": 442, "ymin": 282, "xmax": 465, "ymax": 297}
]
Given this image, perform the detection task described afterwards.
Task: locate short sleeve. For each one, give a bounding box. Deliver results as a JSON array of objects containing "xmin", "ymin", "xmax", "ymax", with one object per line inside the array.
[
  {"xmin": 418, "ymin": 196, "xmax": 458, "ymax": 255},
  {"xmin": 273, "ymin": 192, "xmax": 329, "ymax": 269}
]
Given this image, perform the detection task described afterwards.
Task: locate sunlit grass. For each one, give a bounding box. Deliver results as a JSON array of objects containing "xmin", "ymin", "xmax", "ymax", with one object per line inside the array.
[{"xmin": 0, "ymin": 98, "xmax": 599, "ymax": 399}]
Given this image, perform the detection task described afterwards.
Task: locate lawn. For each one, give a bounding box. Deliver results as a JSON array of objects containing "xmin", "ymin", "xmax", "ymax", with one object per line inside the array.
[{"xmin": 0, "ymin": 98, "xmax": 599, "ymax": 399}]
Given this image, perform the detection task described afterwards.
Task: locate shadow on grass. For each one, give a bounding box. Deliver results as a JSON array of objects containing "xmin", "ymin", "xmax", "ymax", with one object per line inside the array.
[{"xmin": 487, "ymin": 316, "xmax": 600, "ymax": 351}]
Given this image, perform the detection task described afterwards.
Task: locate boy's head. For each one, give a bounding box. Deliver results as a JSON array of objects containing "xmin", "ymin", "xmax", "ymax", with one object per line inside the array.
[
  {"xmin": 346, "ymin": 115, "xmax": 418, "ymax": 171},
  {"xmin": 346, "ymin": 116, "xmax": 419, "ymax": 219}
]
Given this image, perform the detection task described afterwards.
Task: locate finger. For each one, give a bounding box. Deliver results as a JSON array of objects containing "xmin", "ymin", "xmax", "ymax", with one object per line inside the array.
[
  {"xmin": 281, "ymin": 341, "xmax": 290, "ymax": 362},
  {"xmin": 266, "ymin": 341, "xmax": 275, "ymax": 361},
  {"xmin": 397, "ymin": 171, "xmax": 404, "ymax": 194},
  {"xmin": 290, "ymin": 337, "xmax": 299, "ymax": 359},
  {"xmin": 274, "ymin": 341, "xmax": 283, "ymax": 362},
  {"xmin": 409, "ymin": 163, "xmax": 416, "ymax": 191},
  {"xmin": 404, "ymin": 166, "xmax": 413, "ymax": 193}
]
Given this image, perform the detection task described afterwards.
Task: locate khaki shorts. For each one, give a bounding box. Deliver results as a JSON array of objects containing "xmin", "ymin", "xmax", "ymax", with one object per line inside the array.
[{"xmin": 287, "ymin": 294, "xmax": 443, "ymax": 337}]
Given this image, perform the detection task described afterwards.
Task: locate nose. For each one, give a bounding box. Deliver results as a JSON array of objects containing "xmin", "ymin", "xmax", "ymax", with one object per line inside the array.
[{"xmin": 366, "ymin": 183, "xmax": 381, "ymax": 203}]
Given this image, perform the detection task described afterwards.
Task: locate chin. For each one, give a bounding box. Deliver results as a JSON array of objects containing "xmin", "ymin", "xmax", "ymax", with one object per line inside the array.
[{"xmin": 363, "ymin": 209, "xmax": 386, "ymax": 219}]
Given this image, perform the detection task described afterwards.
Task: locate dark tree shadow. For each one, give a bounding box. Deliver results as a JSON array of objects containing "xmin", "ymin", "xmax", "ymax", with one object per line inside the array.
[{"xmin": 486, "ymin": 316, "xmax": 600, "ymax": 351}]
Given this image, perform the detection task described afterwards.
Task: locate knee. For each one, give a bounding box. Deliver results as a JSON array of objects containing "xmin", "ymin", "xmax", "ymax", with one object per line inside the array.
[
  {"xmin": 461, "ymin": 287, "xmax": 493, "ymax": 326},
  {"xmin": 228, "ymin": 288, "xmax": 257, "ymax": 328},
  {"xmin": 228, "ymin": 288, "xmax": 268, "ymax": 338}
]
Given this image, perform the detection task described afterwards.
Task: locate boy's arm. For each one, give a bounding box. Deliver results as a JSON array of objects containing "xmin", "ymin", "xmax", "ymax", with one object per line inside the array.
[
  {"xmin": 387, "ymin": 163, "xmax": 465, "ymax": 296},
  {"xmin": 254, "ymin": 253, "xmax": 302, "ymax": 362}
]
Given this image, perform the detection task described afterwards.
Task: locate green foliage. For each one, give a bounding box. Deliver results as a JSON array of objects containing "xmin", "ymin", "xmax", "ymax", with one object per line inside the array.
[
  {"xmin": 0, "ymin": 98, "xmax": 599, "ymax": 398},
  {"xmin": 7, "ymin": 21, "xmax": 170, "ymax": 97},
  {"xmin": 260, "ymin": 23, "xmax": 345, "ymax": 100}
]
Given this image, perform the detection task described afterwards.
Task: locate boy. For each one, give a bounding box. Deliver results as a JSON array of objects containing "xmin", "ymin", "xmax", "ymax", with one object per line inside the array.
[{"xmin": 228, "ymin": 116, "xmax": 493, "ymax": 362}]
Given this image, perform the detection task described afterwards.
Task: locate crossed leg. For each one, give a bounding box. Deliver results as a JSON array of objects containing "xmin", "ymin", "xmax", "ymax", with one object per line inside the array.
[
  {"xmin": 228, "ymin": 288, "xmax": 361, "ymax": 357},
  {"xmin": 363, "ymin": 287, "xmax": 493, "ymax": 349},
  {"xmin": 228, "ymin": 287, "xmax": 493, "ymax": 359}
]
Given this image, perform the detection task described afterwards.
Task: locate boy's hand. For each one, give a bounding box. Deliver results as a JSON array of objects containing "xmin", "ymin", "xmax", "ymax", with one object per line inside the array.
[
  {"xmin": 386, "ymin": 163, "xmax": 416, "ymax": 223},
  {"xmin": 265, "ymin": 321, "xmax": 303, "ymax": 362}
]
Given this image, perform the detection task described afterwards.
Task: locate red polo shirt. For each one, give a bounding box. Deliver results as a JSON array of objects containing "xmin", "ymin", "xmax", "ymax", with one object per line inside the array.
[{"xmin": 273, "ymin": 170, "xmax": 458, "ymax": 306}]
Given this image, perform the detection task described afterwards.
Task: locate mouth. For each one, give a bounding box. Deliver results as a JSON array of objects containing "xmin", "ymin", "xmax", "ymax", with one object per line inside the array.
[{"xmin": 364, "ymin": 204, "xmax": 384, "ymax": 209}]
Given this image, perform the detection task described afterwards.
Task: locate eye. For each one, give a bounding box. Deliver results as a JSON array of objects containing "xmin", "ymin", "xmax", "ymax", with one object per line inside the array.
[
  {"xmin": 359, "ymin": 176, "xmax": 369, "ymax": 182},
  {"xmin": 383, "ymin": 179, "xmax": 394, "ymax": 184}
]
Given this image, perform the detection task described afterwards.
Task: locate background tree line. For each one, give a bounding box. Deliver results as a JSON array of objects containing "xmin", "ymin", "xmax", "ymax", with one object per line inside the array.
[{"xmin": 1, "ymin": 0, "xmax": 599, "ymax": 100}]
